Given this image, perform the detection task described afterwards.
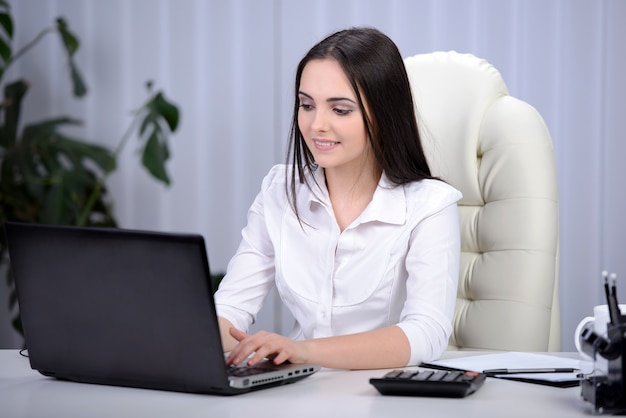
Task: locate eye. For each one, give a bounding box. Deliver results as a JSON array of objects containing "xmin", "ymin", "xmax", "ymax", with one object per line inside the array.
[
  {"xmin": 299, "ymin": 103, "xmax": 314, "ymax": 111},
  {"xmin": 333, "ymin": 108, "xmax": 353, "ymax": 116}
]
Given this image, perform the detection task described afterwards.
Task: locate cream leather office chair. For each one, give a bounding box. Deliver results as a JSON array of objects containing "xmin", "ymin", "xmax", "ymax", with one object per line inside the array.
[{"xmin": 404, "ymin": 51, "xmax": 560, "ymax": 351}]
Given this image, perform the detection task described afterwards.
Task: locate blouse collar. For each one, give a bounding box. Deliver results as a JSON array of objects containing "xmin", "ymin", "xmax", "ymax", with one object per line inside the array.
[{"xmin": 307, "ymin": 165, "xmax": 406, "ymax": 226}]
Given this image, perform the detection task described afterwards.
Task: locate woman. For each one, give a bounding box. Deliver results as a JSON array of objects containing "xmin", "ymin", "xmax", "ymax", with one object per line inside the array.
[{"xmin": 215, "ymin": 27, "xmax": 462, "ymax": 370}]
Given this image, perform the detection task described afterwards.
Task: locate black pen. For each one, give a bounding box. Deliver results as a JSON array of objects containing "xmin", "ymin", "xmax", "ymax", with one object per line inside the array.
[
  {"xmin": 608, "ymin": 272, "xmax": 621, "ymax": 324},
  {"xmin": 483, "ymin": 368, "xmax": 577, "ymax": 376},
  {"xmin": 603, "ymin": 270, "xmax": 617, "ymax": 325},
  {"xmin": 603, "ymin": 270, "xmax": 611, "ymax": 307}
]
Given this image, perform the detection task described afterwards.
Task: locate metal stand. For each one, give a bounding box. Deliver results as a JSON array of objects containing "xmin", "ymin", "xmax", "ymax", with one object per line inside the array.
[{"xmin": 581, "ymin": 318, "xmax": 626, "ymax": 414}]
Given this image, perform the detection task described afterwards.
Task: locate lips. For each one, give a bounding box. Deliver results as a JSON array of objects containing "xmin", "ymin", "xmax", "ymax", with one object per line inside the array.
[{"xmin": 313, "ymin": 139, "xmax": 339, "ymax": 150}]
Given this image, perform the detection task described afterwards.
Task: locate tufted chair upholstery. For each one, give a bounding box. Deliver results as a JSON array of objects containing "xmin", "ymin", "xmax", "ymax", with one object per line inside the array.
[{"xmin": 404, "ymin": 51, "xmax": 560, "ymax": 351}]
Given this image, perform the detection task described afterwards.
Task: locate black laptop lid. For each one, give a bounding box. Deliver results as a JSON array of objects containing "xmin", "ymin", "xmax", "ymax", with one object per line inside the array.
[{"xmin": 5, "ymin": 222, "xmax": 231, "ymax": 393}]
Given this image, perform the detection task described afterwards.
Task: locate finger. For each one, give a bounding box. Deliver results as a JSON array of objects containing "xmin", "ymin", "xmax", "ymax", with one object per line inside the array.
[
  {"xmin": 235, "ymin": 333, "xmax": 278, "ymax": 366},
  {"xmin": 239, "ymin": 335, "xmax": 274, "ymax": 366},
  {"xmin": 225, "ymin": 328, "xmax": 249, "ymax": 365},
  {"xmin": 229, "ymin": 327, "xmax": 249, "ymax": 342},
  {"xmin": 227, "ymin": 348, "xmax": 250, "ymax": 366},
  {"xmin": 247, "ymin": 344, "xmax": 277, "ymax": 366},
  {"xmin": 272, "ymin": 350, "xmax": 291, "ymax": 365},
  {"xmin": 227, "ymin": 331, "xmax": 268, "ymax": 366}
]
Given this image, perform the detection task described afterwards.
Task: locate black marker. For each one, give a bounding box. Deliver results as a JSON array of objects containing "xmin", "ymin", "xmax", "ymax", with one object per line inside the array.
[
  {"xmin": 609, "ymin": 273, "xmax": 621, "ymax": 324},
  {"xmin": 604, "ymin": 270, "xmax": 611, "ymax": 308}
]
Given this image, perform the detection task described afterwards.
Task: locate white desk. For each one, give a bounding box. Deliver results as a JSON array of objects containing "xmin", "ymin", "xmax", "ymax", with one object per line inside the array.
[{"xmin": 0, "ymin": 350, "xmax": 595, "ymax": 418}]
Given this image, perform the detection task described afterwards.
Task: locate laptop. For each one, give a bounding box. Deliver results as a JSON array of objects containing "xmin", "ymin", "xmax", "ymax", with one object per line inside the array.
[{"xmin": 4, "ymin": 221, "xmax": 320, "ymax": 395}]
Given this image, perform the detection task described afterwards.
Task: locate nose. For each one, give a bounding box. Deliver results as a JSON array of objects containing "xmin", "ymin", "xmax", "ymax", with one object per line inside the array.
[{"xmin": 310, "ymin": 108, "xmax": 329, "ymax": 132}]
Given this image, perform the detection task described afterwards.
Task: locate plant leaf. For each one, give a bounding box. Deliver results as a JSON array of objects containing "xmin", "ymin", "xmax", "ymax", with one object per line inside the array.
[
  {"xmin": 0, "ymin": 80, "xmax": 28, "ymax": 147},
  {"xmin": 56, "ymin": 136, "xmax": 116, "ymax": 174},
  {"xmin": 134, "ymin": 87, "xmax": 178, "ymax": 186},
  {"xmin": 55, "ymin": 18, "xmax": 87, "ymax": 97},
  {"xmin": 138, "ymin": 110, "xmax": 153, "ymax": 137},
  {"xmin": 0, "ymin": 41, "xmax": 10, "ymax": 81},
  {"xmin": 0, "ymin": 12, "xmax": 13, "ymax": 39},
  {"xmin": 69, "ymin": 60, "xmax": 87, "ymax": 97},
  {"xmin": 150, "ymin": 92, "xmax": 179, "ymax": 132},
  {"xmin": 0, "ymin": 27, "xmax": 11, "ymax": 62},
  {"xmin": 1, "ymin": 143, "xmax": 44, "ymax": 209},
  {"xmin": 56, "ymin": 18, "xmax": 78, "ymax": 56},
  {"xmin": 41, "ymin": 175, "xmax": 65, "ymax": 223},
  {"xmin": 20, "ymin": 117, "xmax": 82, "ymax": 141},
  {"xmin": 0, "ymin": 3, "xmax": 11, "ymax": 83},
  {"xmin": 141, "ymin": 130, "xmax": 170, "ymax": 185},
  {"xmin": 2, "ymin": 118, "xmax": 116, "ymax": 228}
]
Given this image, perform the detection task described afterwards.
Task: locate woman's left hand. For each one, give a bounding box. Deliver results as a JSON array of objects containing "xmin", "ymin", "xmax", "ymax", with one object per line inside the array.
[{"xmin": 226, "ymin": 327, "xmax": 310, "ymax": 367}]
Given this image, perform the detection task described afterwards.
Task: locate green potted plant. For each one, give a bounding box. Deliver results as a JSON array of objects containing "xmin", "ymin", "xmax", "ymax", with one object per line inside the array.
[{"xmin": 0, "ymin": 1, "xmax": 180, "ymax": 339}]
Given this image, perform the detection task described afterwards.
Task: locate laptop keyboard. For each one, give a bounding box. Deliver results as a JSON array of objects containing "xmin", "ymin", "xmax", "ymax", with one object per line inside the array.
[{"xmin": 227, "ymin": 365, "xmax": 279, "ymax": 377}]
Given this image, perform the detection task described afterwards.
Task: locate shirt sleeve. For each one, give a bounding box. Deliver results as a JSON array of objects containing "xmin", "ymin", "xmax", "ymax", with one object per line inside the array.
[
  {"xmin": 396, "ymin": 197, "xmax": 461, "ymax": 366},
  {"xmin": 213, "ymin": 166, "xmax": 282, "ymax": 332}
]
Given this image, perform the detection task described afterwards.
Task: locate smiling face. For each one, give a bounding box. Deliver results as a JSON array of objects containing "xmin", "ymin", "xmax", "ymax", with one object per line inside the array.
[{"xmin": 297, "ymin": 58, "xmax": 374, "ymax": 176}]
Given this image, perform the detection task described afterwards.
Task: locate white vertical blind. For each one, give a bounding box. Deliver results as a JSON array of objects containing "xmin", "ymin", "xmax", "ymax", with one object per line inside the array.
[{"xmin": 2, "ymin": 0, "xmax": 625, "ymax": 351}]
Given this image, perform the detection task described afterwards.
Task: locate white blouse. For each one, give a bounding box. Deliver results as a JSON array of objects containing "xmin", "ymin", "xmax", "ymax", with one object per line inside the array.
[{"xmin": 214, "ymin": 164, "xmax": 462, "ymax": 366}]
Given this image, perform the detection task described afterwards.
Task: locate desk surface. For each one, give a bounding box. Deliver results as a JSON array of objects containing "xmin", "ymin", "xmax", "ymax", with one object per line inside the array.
[{"xmin": 0, "ymin": 350, "xmax": 595, "ymax": 418}]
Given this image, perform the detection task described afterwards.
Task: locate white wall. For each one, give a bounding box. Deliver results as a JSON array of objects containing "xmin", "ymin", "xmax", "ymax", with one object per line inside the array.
[{"xmin": 2, "ymin": 0, "xmax": 625, "ymax": 351}]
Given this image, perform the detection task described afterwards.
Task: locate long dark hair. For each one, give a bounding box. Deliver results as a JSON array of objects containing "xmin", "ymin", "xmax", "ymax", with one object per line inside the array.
[{"xmin": 286, "ymin": 27, "xmax": 434, "ymax": 217}]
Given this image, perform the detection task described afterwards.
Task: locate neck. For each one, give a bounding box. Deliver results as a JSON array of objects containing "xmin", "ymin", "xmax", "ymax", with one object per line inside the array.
[
  {"xmin": 324, "ymin": 161, "xmax": 382, "ymax": 230},
  {"xmin": 324, "ymin": 164, "xmax": 380, "ymax": 199}
]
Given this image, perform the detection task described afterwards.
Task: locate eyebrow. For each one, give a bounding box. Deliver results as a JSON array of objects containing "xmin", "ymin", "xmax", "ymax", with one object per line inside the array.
[{"xmin": 298, "ymin": 91, "xmax": 357, "ymax": 104}]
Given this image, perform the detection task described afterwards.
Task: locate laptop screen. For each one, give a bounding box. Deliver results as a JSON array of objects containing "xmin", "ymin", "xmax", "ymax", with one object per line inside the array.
[{"xmin": 5, "ymin": 222, "xmax": 231, "ymax": 392}]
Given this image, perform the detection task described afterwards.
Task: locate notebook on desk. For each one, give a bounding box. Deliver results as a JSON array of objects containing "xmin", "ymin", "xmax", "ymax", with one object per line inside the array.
[
  {"xmin": 422, "ymin": 352, "xmax": 581, "ymax": 388},
  {"xmin": 4, "ymin": 221, "xmax": 320, "ymax": 395}
]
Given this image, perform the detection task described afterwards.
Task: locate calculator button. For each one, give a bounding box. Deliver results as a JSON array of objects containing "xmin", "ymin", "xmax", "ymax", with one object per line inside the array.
[
  {"xmin": 430, "ymin": 371, "xmax": 449, "ymax": 381},
  {"xmin": 442, "ymin": 371, "xmax": 463, "ymax": 381},
  {"xmin": 383, "ymin": 370, "xmax": 404, "ymax": 379},
  {"xmin": 463, "ymin": 371, "xmax": 481, "ymax": 380},
  {"xmin": 411, "ymin": 371, "xmax": 434, "ymax": 381}
]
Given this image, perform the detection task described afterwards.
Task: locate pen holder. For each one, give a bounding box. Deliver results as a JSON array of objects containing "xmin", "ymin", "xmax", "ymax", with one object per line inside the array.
[{"xmin": 581, "ymin": 318, "xmax": 626, "ymax": 414}]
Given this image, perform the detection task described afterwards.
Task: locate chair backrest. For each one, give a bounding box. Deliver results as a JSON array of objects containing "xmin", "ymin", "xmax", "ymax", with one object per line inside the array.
[{"xmin": 404, "ymin": 51, "xmax": 560, "ymax": 351}]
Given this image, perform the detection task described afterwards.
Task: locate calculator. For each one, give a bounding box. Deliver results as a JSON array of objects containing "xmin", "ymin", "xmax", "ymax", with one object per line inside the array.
[{"xmin": 369, "ymin": 369, "xmax": 486, "ymax": 398}]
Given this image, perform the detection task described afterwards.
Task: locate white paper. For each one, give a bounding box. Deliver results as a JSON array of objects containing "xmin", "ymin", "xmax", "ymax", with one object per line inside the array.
[{"xmin": 426, "ymin": 352, "xmax": 581, "ymax": 383}]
